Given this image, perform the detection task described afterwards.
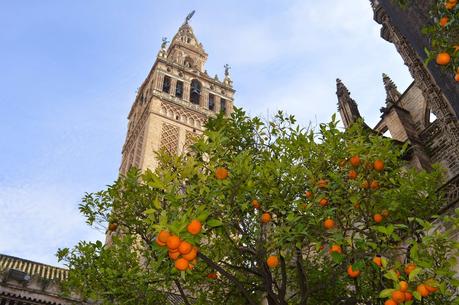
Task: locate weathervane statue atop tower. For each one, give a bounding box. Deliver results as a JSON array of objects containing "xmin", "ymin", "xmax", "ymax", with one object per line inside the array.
[{"xmin": 185, "ymin": 10, "xmax": 195, "ymax": 24}]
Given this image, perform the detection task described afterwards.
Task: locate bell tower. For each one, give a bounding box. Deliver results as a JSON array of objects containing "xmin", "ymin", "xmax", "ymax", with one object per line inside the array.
[{"xmin": 119, "ymin": 12, "xmax": 235, "ymax": 174}]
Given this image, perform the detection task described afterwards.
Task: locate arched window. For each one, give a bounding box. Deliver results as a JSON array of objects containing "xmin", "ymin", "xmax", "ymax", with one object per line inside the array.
[{"xmin": 190, "ymin": 79, "xmax": 201, "ymax": 105}]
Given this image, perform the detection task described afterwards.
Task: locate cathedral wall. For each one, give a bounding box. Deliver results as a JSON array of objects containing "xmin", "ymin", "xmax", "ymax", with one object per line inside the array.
[
  {"xmin": 398, "ymin": 84, "xmax": 428, "ymax": 131},
  {"xmin": 383, "ymin": 110, "xmax": 408, "ymax": 142},
  {"xmin": 420, "ymin": 120, "xmax": 459, "ymax": 179}
]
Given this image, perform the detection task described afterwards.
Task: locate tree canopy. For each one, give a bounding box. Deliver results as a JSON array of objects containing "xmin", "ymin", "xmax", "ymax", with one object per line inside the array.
[{"xmin": 58, "ymin": 109, "xmax": 459, "ymax": 305}]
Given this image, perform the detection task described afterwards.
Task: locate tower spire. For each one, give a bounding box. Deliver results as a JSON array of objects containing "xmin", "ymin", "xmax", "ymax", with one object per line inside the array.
[
  {"xmin": 382, "ymin": 73, "xmax": 401, "ymax": 105},
  {"xmin": 336, "ymin": 79, "xmax": 362, "ymax": 128}
]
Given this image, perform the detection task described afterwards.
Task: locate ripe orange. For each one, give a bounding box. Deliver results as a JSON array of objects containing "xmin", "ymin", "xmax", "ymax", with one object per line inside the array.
[
  {"xmin": 348, "ymin": 170, "xmax": 358, "ymax": 180},
  {"xmin": 436, "ymin": 52, "xmax": 451, "ymax": 65},
  {"xmin": 373, "ymin": 214, "xmax": 383, "ymax": 223},
  {"xmin": 384, "ymin": 300, "xmax": 397, "ymax": 305},
  {"xmin": 318, "ymin": 179, "xmax": 329, "ymax": 188},
  {"xmin": 440, "ymin": 16, "xmax": 449, "ymax": 27},
  {"xmin": 182, "ymin": 247, "xmax": 198, "ymax": 261},
  {"xmin": 156, "ymin": 236, "xmax": 166, "ymax": 247},
  {"xmin": 391, "ymin": 290, "xmax": 405, "ymax": 303},
  {"xmin": 323, "ymin": 218, "xmax": 335, "ymax": 230},
  {"xmin": 417, "ymin": 284, "xmax": 429, "ymax": 297},
  {"xmin": 305, "ymin": 191, "xmax": 312, "ymax": 198},
  {"xmin": 382, "ymin": 209, "xmax": 390, "ymax": 217},
  {"xmin": 261, "ymin": 212, "xmax": 271, "ymax": 223},
  {"xmin": 370, "ymin": 180, "xmax": 380, "ymax": 190},
  {"xmin": 445, "ymin": 1, "xmax": 456, "ymax": 9},
  {"xmin": 266, "ymin": 255, "xmax": 279, "ymax": 268},
  {"xmin": 108, "ymin": 223, "xmax": 118, "ymax": 231},
  {"xmin": 207, "ymin": 273, "xmax": 218, "ymax": 279},
  {"xmin": 215, "ymin": 167, "xmax": 229, "ymax": 180},
  {"xmin": 158, "ymin": 230, "xmax": 170, "ymax": 243},
  {"xmin": 167, "ymin": 235, "xmax": 181, "ymax": 250},
  {"xmin": 329, "ymin": 244, "xmax": 342, "ymax": 254},
  {"xmin": 455, "ymin": 73, "xmax": 459, "ymax": 82},
  {"xmin": 169, "ymin": 250, "xmax": 181, "ymax": 260},
  {"xmin": 319, "ymin": 198, "xmax": 329, "ymax": 207},
  {"xmin": 178, "ymin": 241, "xmax": 193, "ymax": 255},
  {"xmin": 399, "ymin": 281, "xmax": 408, "ymax": 292},
  {"xmin": 251, "ymin": 199, "xmax": 260, "ymax": 209},
  {"xmin": 175, "ymin": 258, "xmax": 189, "ymax": 271},
  {"xmin": 362, "ymin": 180, "xmax": 370, "ymax": 189},
  {"xmin": 373, "ymin": 159, "xmax": 384, "ymax": 171},
  {"xmin": 404, "ymin": 292, "xmax": 413, "ymax": 301},
  {"xmin": 350, "ymin": 155, "xmax": 361, "ymax": 167},
  {"xmin": 347, "ymin": 265, "xmax": 361, "ymax": 278},
  {"xmin": 404, "ymin": 263, "xmax": 416, "ymax": 275},
  {"xmin": 373, "ymin": 256, "xmax": 382, "ymax": 267},
  {"xmin": 187, "ymin": 219, "xmax": 202, "ymax": 235}
]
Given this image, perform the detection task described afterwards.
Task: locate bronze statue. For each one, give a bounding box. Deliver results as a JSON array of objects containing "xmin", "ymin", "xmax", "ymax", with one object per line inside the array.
[{"xmin": 185, "ymin": 10, "xmax": 195, "ymax": 24}]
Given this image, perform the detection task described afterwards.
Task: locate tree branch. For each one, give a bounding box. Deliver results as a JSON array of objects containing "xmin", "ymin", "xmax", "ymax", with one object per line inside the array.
[
  {"xmin": 174, "ymin": 279, "xmax": 191, "ymax": 305},
  {"xmin": 197, "ymin": 252, "xmax": 258, "ymax": 305}
]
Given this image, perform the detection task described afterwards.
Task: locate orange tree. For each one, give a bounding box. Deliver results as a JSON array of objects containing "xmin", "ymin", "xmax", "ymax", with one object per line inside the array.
[
  {"xmin": 57, "ymin": 109, "xmax": 459, "ymax": 305},
  {"xmin": 395, "ymin": 0, "xmax": 459, "ymax": 80}
]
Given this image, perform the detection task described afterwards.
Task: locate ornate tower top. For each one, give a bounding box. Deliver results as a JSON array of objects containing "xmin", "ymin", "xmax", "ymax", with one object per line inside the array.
[
  {"xmin": 161, "ymin": 12, "xmax": 208, "ymax": 73},
  {"xmin": 119, "ymin": 14, "xmax": 235, "ymax": 175},
  {"xmin": 382, "ymin": 73, "xmax": 401, "ymax": 106}
]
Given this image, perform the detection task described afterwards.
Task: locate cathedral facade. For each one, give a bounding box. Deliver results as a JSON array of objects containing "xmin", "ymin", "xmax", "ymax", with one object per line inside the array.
[{"xmin": 338, "ymin": 1, "xmax": 459, "ymax": 212}]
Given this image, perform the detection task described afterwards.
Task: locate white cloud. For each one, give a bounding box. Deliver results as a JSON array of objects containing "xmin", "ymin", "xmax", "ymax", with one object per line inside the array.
[{"xmin": 0, "ymin": 182, "xmax": 104, "ymax": 266}]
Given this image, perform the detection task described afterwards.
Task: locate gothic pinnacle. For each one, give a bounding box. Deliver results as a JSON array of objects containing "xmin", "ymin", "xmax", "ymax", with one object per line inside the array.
[
  {"xmin": 382, "ymin": 73, "xmax": 401, "ymax": 105},
  {"xmin": 336, "ymin": 78, "xmax": 350, "ymax": 98}
]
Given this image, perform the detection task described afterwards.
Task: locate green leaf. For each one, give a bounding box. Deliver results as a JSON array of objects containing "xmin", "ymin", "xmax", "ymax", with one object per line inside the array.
[
  {"xmin": 379, "ymin": 289, "xmax": 395, "ymax": 298},
  {"xmin": 384, "ymin": 270, "xmax": 399, "ymax": 282},
  {"xmin": 197, "ymin": 210, "xmax": 210, "ymax": 222},
  {"xmin": 144, "ymin": 208, "xmax": 156, "ymax": 215},
  {"xmin": 207, "ymin": 219, "xmax": 223, "ymax": 227},
  {"xmin": 413, "ymin": 291, "xmax": 421, "ymax": 301},
  {"xmin": 330, "ymin": 252, "xmax": 345, "ymax": 264},
  {"xmin": 153, "ymin": 197, "xmax": 161, "ymax": 209},
  {"xmin": 408, "ymin": 268, "xmax": 422, "ymax": 282}
]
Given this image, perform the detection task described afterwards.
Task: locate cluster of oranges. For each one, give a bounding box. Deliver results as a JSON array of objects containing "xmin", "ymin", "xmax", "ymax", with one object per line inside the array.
[
  {"xmin": 434, "ymin": 0, "xmax": 459, "ymax": 81},
  {"xmin": 307, "ymin": 156, "xmax": 387, "ymax": 231},
  {"xmin": 383, "ymin": 263, "xmax": 438, "ymax": 304},
  {"xmin": 155, "ymin": 219, "xmax": 201, "ymax": 271}
]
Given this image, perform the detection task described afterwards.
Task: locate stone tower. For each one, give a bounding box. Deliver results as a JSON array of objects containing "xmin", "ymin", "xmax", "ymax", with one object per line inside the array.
[{"xmin": 119, "ymin": 13, "xmax": 235, "ymax": 174}]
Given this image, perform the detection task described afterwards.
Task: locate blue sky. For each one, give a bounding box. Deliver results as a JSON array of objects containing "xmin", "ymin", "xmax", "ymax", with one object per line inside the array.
[{"xmin": 0, "ymin": 0, "xmax": 412, "ymax": 266}]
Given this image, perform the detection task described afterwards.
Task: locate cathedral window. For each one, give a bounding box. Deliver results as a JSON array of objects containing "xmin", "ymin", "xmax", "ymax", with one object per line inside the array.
[
  {"xmin": 190, "ymin": 79, "xmax": 201, "ymax": 105},
  {"xmin": 162, "ymin": 75, "xmax": 171, "ymax": 93},
  {"xmin": 208, "ymin": 93, "xmax": 215, "ymax": 111},
  {"xmin": 176, "ymin": 80, "xmax": 184, "ymax": 98},
  {"xmin": 220, "ymin": 98, "xmax": 227, "ymax": 114}
]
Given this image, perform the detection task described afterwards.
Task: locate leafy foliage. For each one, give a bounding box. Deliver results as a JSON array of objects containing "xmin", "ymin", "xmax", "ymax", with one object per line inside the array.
[{"xmin": 58, "ymin": 109, "xmax": 459, "ymax": 305}]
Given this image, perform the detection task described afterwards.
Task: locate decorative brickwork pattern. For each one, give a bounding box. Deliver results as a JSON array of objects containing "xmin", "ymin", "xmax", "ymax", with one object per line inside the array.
[{"xmin": 160, "ymin": 123, "xmax": 179, "ymax": 155}]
